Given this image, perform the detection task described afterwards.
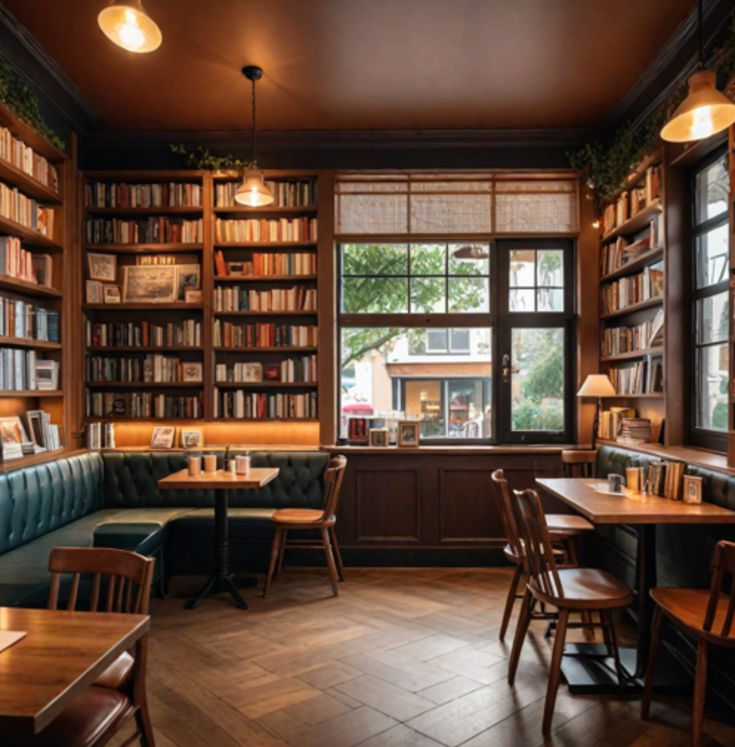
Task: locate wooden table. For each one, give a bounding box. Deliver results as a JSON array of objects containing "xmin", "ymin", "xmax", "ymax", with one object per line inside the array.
[
  {"xmin": 158, "ymin": 467, "xmax": 279, "ymax": 610},
  {"xmin": 536, "ymin": 478, "xmax": 735, "ymax": 693},
  {"xmin": 0, "ymin": 607, "xmax": 148, "ymax": 739}
]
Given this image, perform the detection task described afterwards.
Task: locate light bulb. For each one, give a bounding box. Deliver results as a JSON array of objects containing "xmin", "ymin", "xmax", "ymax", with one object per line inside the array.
[
  {"xmin": 690, "ymin": 106, "xmax": 715, "ymax": 140},
  {"xmin": 98, "ymin": 1, "xmax": 162, "ymax": 54},
  {"xmin": 117, "ymin": 10, "xmax": 145, "ymax": 50}
]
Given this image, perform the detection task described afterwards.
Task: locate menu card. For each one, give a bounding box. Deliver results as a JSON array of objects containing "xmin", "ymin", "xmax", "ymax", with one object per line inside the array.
[{"xmin": 0, "ymin": 630, "xmax": 26, "ymax": 653}]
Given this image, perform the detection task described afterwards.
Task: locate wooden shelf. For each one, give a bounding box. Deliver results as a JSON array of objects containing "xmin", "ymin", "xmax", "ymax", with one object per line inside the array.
[
  {"xmin": 214, "ymin": 418, "xmax": 319, "ymax": 423},
  {"xmin": 0, "ymin": 390, "xmax": 62, "ymax": 398},
  {"xmin": 215, "ymin": 241, "xmax": 317, "ymax": 249},
  {"xmin": 214, "ymin": 275, "xmax": 317, "ymax": 283},
  {"xmin": 601, "ymin": 347, "xmax": 664, "ymax": 363},
  {"xmin": 213, "ymin": 346, "xmax": 318, "ymax": 353},
  {"xmin": 0, "ymin": 275, "xmax": 61, "ymax": 298},
  {"xmin": 600, "ymin": 297, "xmax": 663, "ymax": 320},
  {"xmin": 602, "ymin": 393, "xmax": 665, "ymax": 399},
  {"xmin": 85, "ymin": 206, "xmax": 203, "ymax": 215},
  {"xmin": 0, "ymin": 336, "xmax": 62, "ymax": 350},
  {"xmin": 85, "ymin": 381, "xmax": 204, "ymax": 388},
  {"xmin": 0, "ymin": 448, "xmax": 83, "ymax": 474},
  {"xmin": 83, "ymin": 243, "xmax": 202, "ymax": 253},
  {"xmin": 215, "ymin": 381, "xmax": 318, "ymax": 389},
  {"xmin": 0, "ymin": 158, "xmax": 62, "ymax": 203},
  {"xmin": 85, "ymin": 417, "xmax": 202, "ymax": 423},
  {"xmin": 214, "ymin": 309, "xmax": 317, "ymax": 317},
  {"xmin": 86, "ymin": 346, "xmax": 203, "ymax": 353},
  {"xmin": 600, "ymin": 247, "xmax": 664, "ymax": 283},
  {"xmin": 214, "ymin": 205, "xmax": 317, "ymax": 215},
  {"xmin": 84, "ymin": 303, "xmax": 204, "ymax": 311},
  {"xmin": 0, "ymin": 216, "xmax": 62, "ymax": 250},
  {"xmin": 0, "ymin": 106, "xmax": 67, "ymax": 162},
  {"xmin": 602, "ymin": 200, "xmax": 662, "ymax": 243}
]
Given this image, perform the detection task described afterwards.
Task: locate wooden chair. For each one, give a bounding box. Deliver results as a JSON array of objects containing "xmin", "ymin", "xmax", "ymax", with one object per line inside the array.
[
  {"xmin": 490, "ymin": 469, "xmax": 594, "ymax": 641},
  {"xmin": 507, "ymin": 488, "xmax": 633, "ymax": 736},
  {"xmin": 19, "ymin": 547, "xmax": 156, "ymax": 747},
  {"xmin": 561, "ymin": 449, "xmax": 597, "ymax": 478},
  {"xmin": 641, "ymin": 540, "xmax": 735, "ymax": 747},
  {"xmin": 263, "ymin": 455, "xmax": 347, "ymax": 597}
]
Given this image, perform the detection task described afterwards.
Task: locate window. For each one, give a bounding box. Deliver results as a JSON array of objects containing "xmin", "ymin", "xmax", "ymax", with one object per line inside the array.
[{"xmin": 691, "ymin": 150, "xmax": 729, "ymax": 451}]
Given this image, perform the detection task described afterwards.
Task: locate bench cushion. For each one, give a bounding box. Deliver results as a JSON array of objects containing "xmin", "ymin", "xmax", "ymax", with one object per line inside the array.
[{"xmin": 93, "ymin": 522, "xmax": 165, "ymax": 557}]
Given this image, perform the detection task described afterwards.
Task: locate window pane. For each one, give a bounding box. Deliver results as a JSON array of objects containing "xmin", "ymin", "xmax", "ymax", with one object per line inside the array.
[
  {"xmin": 537, "ymin": 288, "xmax": 564, "ymax": 312},
  {"xmin": 537, "ymin": 250, "xmax": 564, "ymax": 287},
  {"xmin": 509, "ymin": 249, "xmax": 535, "ymax": 286},
  {"xmin": 509, "ymin": 288, "xmax": 534, "ymax": 311},
  {"xmin": 448, "ymin": 277, "xmax": 489, "ymax": 312},
  {"xmin": 411, "ymin": 277, "xmax": 446, "ymax": 313},
  {"xmin": 695, "ymin": 223, "xmax": 729, "ymax": 288},
  {"xmin": 448, "ymin": 244, "xmax": 490, "ymax": 275},
  {"xmin": 695, "ymin": 155, "xmax": 729, "ymax": 223},
  {"xmin": 511, "ymin": 327, "xmax": 564, "ymax": 432},
  {"xmin": 342, "ymin": 244, "xmax": 407, "ymax": 276},
  {"xmin": 404, "ymin": 380, "xmax": 445, "ymax": 437},
  {"xmin": 449, "ymin": 328, "xmax": 471, "ymax": 352},
  {"xmin": 695, "ymin": 291, "xmax": 728, "ymax": 344},
  {"xmin": 342, "ymin": 277, "xmax": 408, "ymax": 313},
  {"xmin": 696, "ymin": 343, "xmax": 728, "ymax": 431},
  {"xmin": 447, "ymin": 380, "xmax": 487, "ymax": 439},
  {"xmin": 410, "ymin": 244, "xmax": 445, "ymax": 275},
  {"xmin": 426, "ymin": 329, "xmax": 448, "ymax": 352}
]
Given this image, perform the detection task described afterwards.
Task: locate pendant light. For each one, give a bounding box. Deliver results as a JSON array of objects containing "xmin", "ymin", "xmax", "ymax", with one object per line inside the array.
[
  {"xmin": 660, "ymin": 0, "xmax": 735, "ymax": 142},
  {"xmin": 98, "ymin": 0, "xmax": 162, "ymax": 54},
  {"xmin": 235, "ymin": 66, "xmax": 274, "ymax": 208}
]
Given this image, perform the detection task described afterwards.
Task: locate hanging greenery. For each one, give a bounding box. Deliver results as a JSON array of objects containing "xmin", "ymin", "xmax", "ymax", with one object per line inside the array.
[
  {"xmin": 0, "ymin": 56, "xmax": 65, "ymax": 151},
  {"xmin": 170, "ymin": 144, "xmax": 249, "ymax": 171}
]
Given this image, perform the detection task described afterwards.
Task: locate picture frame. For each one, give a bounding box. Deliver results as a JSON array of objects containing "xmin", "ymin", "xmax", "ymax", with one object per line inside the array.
[
  {"xmin": 85, "ymin": 279, "xmax": 103, "ymax": 304},
  {"xmin": 150, "ymin": 426, "xmax": 176, "ymax": 449},
  {"xmin": 177, "ymin": 263, "xmax": 201, "ymax": 300},
  {"xmin": 180, "ymin": 427, "xmax": 204, "ymax": 449},
  {"xmin": 398, "ymin": 420, "xmax": 420, "ymax": 447},
  {"xmin": 369, "ymin": 428, "xmax": 389, "ymax": 447},
  {"xmin": 87, "ymin": 252, "xmax": 117, "ymax": 282},
  {"xmin": 181, "ymin": 361, "xmax": 203, "ymax": 383},
  {"xmin": 24, "ymin": 410, "xmax": 45, "ymax": 448},
  {"xmin": 242, "ymin": 362, "xmax": 263, "ymax": 382},
  {"xmin": 122, "ymin": 265, "xmax": 179, "ymax": 304},
  {"xmin": 102, "ymin": 284, "xmax": 121, "ymax": 304},
  {"xmin": 184, "ymin": 288, "xmax": 202, "ymax": 304},
  {"xmin": 263, "ymin": 364, "xmax": 280, "ymax": 381},
  {"xmin": 226, "ymin": 261, "xmax": 246, "ymax": 277},
  {"xmin": 0, "ymin": 416, "xmax": 31, "ymax": 460},
  {"xmin": 348, "ymin": 417, "xmax": 369, "ymax": 445},
  {"xmin": 682, "ymin": 475, "xmax": 703, "ymax": 505}
]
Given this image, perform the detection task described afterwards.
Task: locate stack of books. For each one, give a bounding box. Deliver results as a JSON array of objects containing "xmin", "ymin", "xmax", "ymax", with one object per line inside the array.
[{"xmin": 618, "ymin": 417, "xmax": 652, "ymax": 443}]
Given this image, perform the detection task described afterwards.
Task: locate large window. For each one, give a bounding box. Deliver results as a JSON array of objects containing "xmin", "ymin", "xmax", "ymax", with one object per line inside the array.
[{"xmin": 691, "ymin": 150, "xmax": 729, "ymax": 450}]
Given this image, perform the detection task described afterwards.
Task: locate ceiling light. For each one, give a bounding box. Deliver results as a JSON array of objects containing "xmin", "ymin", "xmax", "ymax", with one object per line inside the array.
[
  {"xmin": 660, "ymin": 0, "xmax": 735, "ymax": 142},
  {"xmin": 98, "ymin": 0, "xmax": 162, "ymax": 54},
  {"xmin": 235, "ymin": 66, "xmax": 274, "ymax": 208}
]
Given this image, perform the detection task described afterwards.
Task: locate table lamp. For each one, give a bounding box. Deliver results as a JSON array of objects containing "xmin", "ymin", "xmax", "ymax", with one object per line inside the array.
[{"xmin": 577, "ymin": 374, "xmax": 616, "ymax": 448}]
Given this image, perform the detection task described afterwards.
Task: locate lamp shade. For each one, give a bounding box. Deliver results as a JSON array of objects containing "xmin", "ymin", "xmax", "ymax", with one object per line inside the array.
[
  {"xmin": 577, "ymin": 374, "xmax": 616, "ymax": 398},
  {"xmin": 660, "ymin": 69, "xmax": 735, "ymax": 143},
  {"xmin": 98, "ymin": 0, "xmax": 162, "ymax": 53},
  {"xmin": 234, "ymin": 166, "xmax": 274, "ymax": 207}
]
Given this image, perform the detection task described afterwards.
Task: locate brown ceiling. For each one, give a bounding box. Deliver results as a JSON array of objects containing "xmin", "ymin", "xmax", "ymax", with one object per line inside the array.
[{"xmin": 6, "ymin": 0, "xmax": 694, "ymax": 132}]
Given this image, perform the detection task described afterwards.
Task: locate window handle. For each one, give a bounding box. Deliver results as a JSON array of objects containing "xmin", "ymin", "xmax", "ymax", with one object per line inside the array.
[{"xmin": 502, "ymin": 353, "xmax": 518, "ymax": 383}]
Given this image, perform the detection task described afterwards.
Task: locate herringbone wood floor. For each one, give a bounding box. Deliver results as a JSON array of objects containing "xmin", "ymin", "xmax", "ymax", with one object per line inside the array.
[{"xmin": 111, "ymin": 567, "xmax": 735, "ymax": 747}]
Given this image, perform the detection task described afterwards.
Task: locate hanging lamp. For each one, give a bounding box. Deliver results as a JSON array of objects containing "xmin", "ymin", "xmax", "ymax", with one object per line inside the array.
[
  {"xmin": 97, "ymin": 0, "xmax": 162, "ymax": 53},
  {"xmin": 235, "ymin": 66, "xmax": 274, "ymax": 207},
  {"xmin": 660, "ymin": 0, "xmax": 735, "ymax": 142}
]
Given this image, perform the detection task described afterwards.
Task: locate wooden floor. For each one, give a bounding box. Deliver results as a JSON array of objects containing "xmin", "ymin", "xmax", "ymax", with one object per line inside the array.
[{"xmin": 111, "ymin": 567, "xmax": 735, "ymax": 747}]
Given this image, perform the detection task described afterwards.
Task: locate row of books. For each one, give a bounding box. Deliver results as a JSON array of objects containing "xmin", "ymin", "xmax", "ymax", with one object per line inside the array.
[
  {"xmin": 214, "ymin": 286, "xmax": 317, "ymax": 313},
  {"xmin": 601, "ymin": 264, "xmax": 664, "ymax": 314},
  {"xmin": 215, "ymin": 217, "xmax": 317, "ymax": 243},
  {"xmin": 0, "ymin": 409, "xmax": 62, "ymax": 461},
  {"xmin": 213, "ymin": 321, "xmax": 318, "ymax": 349},
  {"xmin": 0, "ymin": 296, "xmax": 60, "ymax": 341},
  {"xmin": 597, "ymin": 407, "xmax": 636, "ymax": 441},
  {"xmin": 85, "ymin": 392, "xmax": 202, "ymax": 418},
  {"xmin": 85, "ymin": 181, "xmax": 202, "ymax": 208},
  {"xmin": 215, "ymin": 180, "xmax": 316, "ymax": 208},
  {"xmin": 85, "ymin": 218, "xmax": 203, "ymax": 244},
  {"xmin": 215, "ymin": 355, "xmax": 317, "ymax": 384},
  {"xmin": 0, "ymin": 349, "xmax": 58, "ymax": 390},
  {"xmin": 0, "ymin": 237, "xmax": 53, "ymax": 286},
  {"xmin": 214, "ymin": 250, "xmax": 316, "ymax": 277},
  {"xmin": 215, "ymin": 390, "xmax": 317, "ymax": 419},
  {"xmin": 608, "ymin": 359, "xmax": 663, "ymax": 395},
  {"xmin": 603, "ymin": 310, "xmax": 664, "ymax": 356},
  {"xmin": 0, "ymin": 183, "xmax": 55, "ymax": 237},
  {"xmin": 645, "ymin": 461, "xmax": 685, "ymax": 500},
  {"xmin": 86, "ymin": 355, "xmax": 201, "ymax": 384},
  {"xmin": 0, "ymin": 127, "xmax": 59, "ymax": 193},
  {"xmin": 601, "ymin": 163, "xmax": 662, "ymax": 235},
  {"xmin": 85, "ymin": 422, "xmax": 116, "ymax": 449},
  {"xmin": 600, "ymin": 215, "xmax": 662, "ymax": 276},
  {"xmin": 85, "ymin": 319, "xmax": 202, "ymax": 348}
]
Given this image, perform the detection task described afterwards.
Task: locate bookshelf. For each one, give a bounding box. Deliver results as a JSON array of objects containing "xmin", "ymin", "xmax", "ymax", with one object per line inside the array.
[{"xmin": 0, "ymin": 102, "xmax": 69, "ymax": 458}]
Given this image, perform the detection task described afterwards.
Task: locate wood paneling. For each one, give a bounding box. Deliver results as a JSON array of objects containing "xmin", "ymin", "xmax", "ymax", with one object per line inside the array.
[
  {"xmin": 438, "ymin": 468, "xmax": 500, "ymax": 544},
  {"xmin": 355, "ymin": 468, "xmax": 419, "ymax": 542}
]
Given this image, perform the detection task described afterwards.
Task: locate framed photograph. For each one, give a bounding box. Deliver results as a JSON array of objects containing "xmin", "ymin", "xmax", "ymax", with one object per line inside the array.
[
  {"xmin": 682, "ymin": 475, "xmax": 703, "ymax": 505},
  {"xmin": 348, "ymin": 417, "xmax": 369, "ymax": 445},
  {"xmin": 0, "ymin": 416, "xmax": 30, "ymax": 460},
  {"xmin": 184, "ymin": 288, "xmax": 202, "ymax": 304},
  {"xmin": 181, "ymin": 361, "xmax": 203, "ymax": 383},
  {"xmin": 87, "ymin": 252, "xmax": 117, "ymax": 282},
  {"xmin": 150, "ymin": 426, "xmax": 176, "ymax": 449},
  {"xmin": 398, "ymin": 420, "xmax": 420, "ymax": 447},
  {"xmin": 85, "ymin": 279, "xmax": 103, "ymax": 304},
  {"xmin": 24, "ymin": 410, "xmax": 45, "ymax": 447},
  {"xmin": 102, "ymin": 285, "xmax": 121, "ymax": 304},
  {"xmin": 226, "ymin": 261, "xmax": 246, "ymax": 277},
  {"xmin": 369, "ymin": 428, "xmax": 389, "ymax": 447},
  {"xmin": 242, "ymin": 362, "xmax": 263, "ymax": 382},
  {"xmin": 263, "ymin": 364, "xmax": 280, "ymax": 381},
  {"xmin": 177, "ymin": 263, "xmax": 201, "ymax": 299},
  {"xmin": 122, "ymin": 265, "xmax": 179, "ymax": 303},
  {"xmin": 180, "ymin": 427, "xmax": 203, "ymax": 449}
]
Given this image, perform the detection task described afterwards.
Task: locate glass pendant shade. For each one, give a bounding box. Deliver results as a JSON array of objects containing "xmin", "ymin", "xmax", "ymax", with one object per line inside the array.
[
  {"xmin": 660, "ymin": 69, "xmax": 735, "ymax": 142},
  {"xmin": 234, "ymin": 166, "xmax": 274, "ymax": 207},
  {"xmin": 98, "ymin": 0, "xmax": 162, "ymax": 53}
]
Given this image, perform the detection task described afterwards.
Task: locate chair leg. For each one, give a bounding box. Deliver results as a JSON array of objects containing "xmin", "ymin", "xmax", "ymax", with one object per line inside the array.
[
  {"xmin": 499, "ymin": 564, "xmax": 523, "ymax": 642},
  {"xmin": 641, "ymin": 607, "xmax": 664, "ymax": 719},
  {"xmin": 329, "ymin": 526, "xmax": 345, "ymax": 582},
  {"xmin": 135, "ymin": 700, "xmax": 156, "ymax": 747},
  {"xmin": 263, "ymin": 528, "xmax": 283, "ymax": 598},
  {"xmin": 275, "ymin": 528, "xmax": 288, "ymax": 578},
  {"xmin": 692, "ymin": 639, "xmax": 708, "ymax": 747},
  {"xmin": 602, "ymin": 609, "xmax": 625, "ymax": 692},
  {"xmin": 321, "ymin": 527, "xmax": 339, "ymax": 597},
  {"xmin": 508, "ymin": 588, "xmax": 533, "ymax": 686},
  {"xmin": 542, "ymin": 607, "xmax": 569, "ymax": 736}
]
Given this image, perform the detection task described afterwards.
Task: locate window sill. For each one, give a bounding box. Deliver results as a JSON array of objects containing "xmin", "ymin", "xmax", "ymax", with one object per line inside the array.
[
  {"xmin": 322, "ymin": 444, "xmax": 574, "ymax": 455},
  {"xmin": 597, "ymin": 439, "xmax": 733, "ymax": 476}
]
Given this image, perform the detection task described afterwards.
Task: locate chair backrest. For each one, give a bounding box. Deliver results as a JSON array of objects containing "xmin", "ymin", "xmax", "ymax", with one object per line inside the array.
[
  {"xmin": 323, "ymin": 455, "xmax": 347, "ymax": 518},
  {"xmin": 703, "ymin": 540, "xmax": 735, "ymax": 637},
  {"xmin": 561, "ymin": 449, "xmax": 596, "ymax": 478},
  {"xmin": 48, "ymin": 547, "xmax": 155, "ymax": 614},
  {"xmin": 490, "ymin": 469, "xmax": 523, "ymax": 560},
  {"xmin": 511, "ymin": 488, "xmax": 564, "ymax": 600}
]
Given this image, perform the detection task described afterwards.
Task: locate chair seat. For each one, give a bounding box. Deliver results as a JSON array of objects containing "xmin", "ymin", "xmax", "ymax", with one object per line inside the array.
[
  {"xmin": 93, "ymin": 651, "xmax": 134, "ymax": 690},
  {"xmin": 546, "ymin": 514, "xmax": 594, "ymax": 535},
  {"xmin": 273, "ymin": 508, "xmax": 327, "ymax": 525},
  {"xmin": 531, "ymin": 567, "xmax": 633, "ymax": 610},
  {"xmin": 651, "ymin": 588, "xmax": 735, "ymax": 647},
  {"xmin": 19, "ymin": 687, "xmax": 130, "ymax": 747}
]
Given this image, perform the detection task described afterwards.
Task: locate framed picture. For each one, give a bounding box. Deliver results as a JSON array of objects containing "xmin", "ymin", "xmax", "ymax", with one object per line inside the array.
[
  {"xmin": 181, "ymin": 361, "xmax": 203, "ymax": 383},
  {"xmin": 369, "ymin": 428, "xmax": 389, "ymax": 447},
  {"xmin": 0, "ymin": 416, "xmax": 30, "ymax": 460},
  {"xmin": 24, "ymin": 410, "xmax": 45, "ymax": 447},
  {"xmin": 263, "ymin": 364, "xmax": 280, "ymax": 381},
  {"xmin": 226, "ymin": 261, "xmax": 246, "ymax": 277},
  {"xmin": 177, "ymin": 263, "xmax": 201, "ymax": 299},
  {"xmin": 180, "ymin": 427, "xmax": 203, "ymax": 449},
  {"xmin": 86, "ymin": 279, "xmax": 103, "ymax": 303},
  {"xmin": 103, "ymin": 285, "xmax": 121, "ymax": 304},
  {"xmin": 122, "ymin": 265, "xmax": 179, "ymax": 303},
  {"xmin": 682, "ymin": 475, "xmax": 703, "ymax": 505},
  {"xmin": 398, "ymin": 420, "xmax": 420, "ymax": 447},
  {"xmin": 150, "ymin": 426, "xmax": 176, "ymax": 449},
  {"xmin": 348, "ymin": 417, "xmax": 369, "ymax": 445},
  {"xmin": 242, "ymin": 362, "xmax": 263, "ymax": 382},
  {"xmin": 184, "ymin": 288, "xmax": 202, "ymax": 304},
  {"xmin": 87, "ymin": 252, "xmax": 117, "ymax": 282}
]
